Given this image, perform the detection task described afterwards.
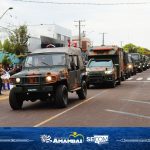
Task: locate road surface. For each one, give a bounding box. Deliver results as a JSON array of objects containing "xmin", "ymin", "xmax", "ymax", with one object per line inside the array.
[{"xmin": 0, "ymin": 69, "xmax": 150, "ymax": 127}]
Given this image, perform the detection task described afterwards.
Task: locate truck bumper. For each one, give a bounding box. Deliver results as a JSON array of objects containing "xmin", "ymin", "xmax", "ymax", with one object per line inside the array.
[
  {"xmin": 12, "ymin": 85, "xmax": 54, "ymax": 93},
  {"xmin": 87, "ymin": 75, "xmax": 114, "ymax": 84}
]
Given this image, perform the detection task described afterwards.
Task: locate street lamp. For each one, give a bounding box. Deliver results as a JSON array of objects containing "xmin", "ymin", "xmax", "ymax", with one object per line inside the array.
[{"xmin": 0, "ymin": 7, "xmax": 13, "ymax": 20}]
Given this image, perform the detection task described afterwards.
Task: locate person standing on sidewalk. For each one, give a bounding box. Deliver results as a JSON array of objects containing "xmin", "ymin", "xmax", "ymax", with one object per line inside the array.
[{"xmin": 0, "ymin": 63, "xmax": 3, "ymax": 95}]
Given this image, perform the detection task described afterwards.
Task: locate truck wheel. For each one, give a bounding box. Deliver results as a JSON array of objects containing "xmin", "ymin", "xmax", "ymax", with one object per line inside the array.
[
  {"xmin": 128, "ymin": 73, "xmax": 131, "ymax": 78},
  {"xmin": 55, "ymin": 85, "xmax": 68, "ymax": 108},
  {"xmin": 76, "ymin": 81, "xmax": 87, "ymax": 100},
  {"xmin": 117, "ymin": 78, "xmax": 121, "ymax": 85},
  {"xmin": 121, "ymin": 75, "xmax": 125, "ymax": 81},
  {"xmin": 125, "ymin": 74, "xmax": 128, "ymax": 79},
  {"xmin": 9, "ymin": 88, "xmax": 23, "ymax": 110},
  {"xmin": 134, "ymin": 71, "xmax": 137, "ymax": 75},
  {"xmin": 110, "ymin": 80, "xmax": 116, "ymax": 88},
  {"xmin": 87, "ymin": 82, "xmax": 90, "ymax": 89}
]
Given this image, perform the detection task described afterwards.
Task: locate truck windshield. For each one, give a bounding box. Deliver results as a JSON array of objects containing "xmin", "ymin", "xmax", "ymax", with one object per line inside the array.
[
  {"xmin": 131, "ymin": 54, "xmax": 139, "ymax": 60},
  {"xmin": 24, "ymin": 53, "xmax": 66, "ymax": 68},
  {"xmin": 88, "ymin": 60, "xmax": 113, "ymax": 68}
]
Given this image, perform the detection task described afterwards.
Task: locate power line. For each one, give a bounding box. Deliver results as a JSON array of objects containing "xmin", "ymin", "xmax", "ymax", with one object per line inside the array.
[{"xmin": 12, "ymin": 0, "xmax": 150, "ymax": 5}]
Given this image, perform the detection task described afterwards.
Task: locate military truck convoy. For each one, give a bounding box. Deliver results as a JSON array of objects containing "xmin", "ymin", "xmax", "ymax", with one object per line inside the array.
[
  {"xmin": 9, "ymin": 45, "xmax": 150, "ymax": 110},
  {"xmin": 86, "ymin": 46, "xmax": 123, "ymax": 88},
  {"xmin": 86, "ymin": 45, "xmax": 150, "ymax": 88}
]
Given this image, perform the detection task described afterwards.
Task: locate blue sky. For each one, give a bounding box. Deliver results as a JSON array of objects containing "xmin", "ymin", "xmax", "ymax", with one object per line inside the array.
[{"xmin": 0, "ymin": 0, "xmax": 150, "ymax": 49}]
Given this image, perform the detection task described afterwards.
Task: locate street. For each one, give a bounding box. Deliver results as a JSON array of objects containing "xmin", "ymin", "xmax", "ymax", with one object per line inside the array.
[{"xmin": 0, "ymin": 69, "xmax": 150, "ymax": 127}]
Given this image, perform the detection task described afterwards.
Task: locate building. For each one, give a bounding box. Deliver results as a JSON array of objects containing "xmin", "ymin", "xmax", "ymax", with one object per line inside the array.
[
  {"xmin": 72, "ymin": 35, "xmax": 91, "ymax": 51},
  {"xmin": 27, "ymin": 24, "xmax": 72, "ymax": 52}
]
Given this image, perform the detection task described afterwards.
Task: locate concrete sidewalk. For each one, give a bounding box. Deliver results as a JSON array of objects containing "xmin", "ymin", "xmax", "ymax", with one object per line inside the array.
[{"xmin": 0, "ymin": 90, "xmax": 10, "ymax": 100}]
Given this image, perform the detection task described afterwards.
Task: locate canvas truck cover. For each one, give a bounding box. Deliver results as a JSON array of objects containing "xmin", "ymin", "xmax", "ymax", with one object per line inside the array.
[
  {"xmin": 88, "ymin": 45, "xmax": 121, "ymax": 56},
  {"xmin": 88, "ymin": 45, "xmax": 123, "ymax": 64}
]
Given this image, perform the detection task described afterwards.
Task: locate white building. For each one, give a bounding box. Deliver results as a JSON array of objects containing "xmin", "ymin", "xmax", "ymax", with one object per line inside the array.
[{"xmin": 28, "ymin": 24, "xmax": 72, "ymax": 52}]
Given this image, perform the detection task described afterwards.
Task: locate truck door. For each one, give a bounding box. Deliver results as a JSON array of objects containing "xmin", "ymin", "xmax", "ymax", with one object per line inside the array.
[
  {"xmin": 68, "ymin": 56, "xmax": 77, "ymax": 90},
  {"xmin": 73, "ymin": 55, "xmax": 81, "ymax": 87}
]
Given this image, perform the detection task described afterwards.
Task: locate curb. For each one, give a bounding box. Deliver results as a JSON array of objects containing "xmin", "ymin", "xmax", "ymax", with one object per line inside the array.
[
  {"xmin": 0, "ymin": 91, "xmax": 10, "ymax": 101},
  {"xmin": 0, "ymin": 95, "xmax": 9, "ymax": 101}
]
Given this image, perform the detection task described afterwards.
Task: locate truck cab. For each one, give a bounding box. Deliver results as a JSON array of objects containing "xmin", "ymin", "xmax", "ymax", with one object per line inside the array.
[
  {"xmin": 130, "ymin": 53, "xmax": 143, "ymax": 72},
  {"xmin": 9, "ymin": 47, "xmax": 87, "ymax": 110},
  {"xmin": 123, "ymin": 52, "xmax": 136, "ymax": 78},
  {"xmin": 86, "ymin": 59, "xmax": 117, "ymax": 88}
]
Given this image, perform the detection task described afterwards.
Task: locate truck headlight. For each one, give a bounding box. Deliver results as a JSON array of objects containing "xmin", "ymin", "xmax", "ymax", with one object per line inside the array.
[
  {"xmin": 46, "ymin": 76, "xmax": 52, "ymax": 82},
  {"xmin": 16, "ymin": 78, "xmax": 21, "ymax": 83},
  {"xmin": 128, "ymin": 64, "xmax": 132, "ymax": 69},
  {"xmin": 105, "ymin": 70, "xmax": 113, "ymax": 74},
  {"xmin": 86, "ymin": 68, "xmax": 90, "ymax": 75}
]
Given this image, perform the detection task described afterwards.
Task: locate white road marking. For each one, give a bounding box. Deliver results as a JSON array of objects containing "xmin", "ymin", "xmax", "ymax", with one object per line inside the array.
[
  {"xmin": 127, "ymin": 78, "xmax": 133, "ymax": 80},
  {"xmin": 34, "ymin": 90, "xmax": 108, "ymax": 127},
  {"xmin": 105, "ymin": 109, "xmax": 150, "ymax": 119},
  {"xmin": 147, "ymin": 78, "xmax": 150, "ymax": 80},
  {"xmin": 121, "ymin": 99, "xmax": 150, "ymax": 105},
  {"xmin": 125, "ymin": 81, "xmax": 150, "ymax": 83},
  {"xmin": 136, "ymin": 77, "xmax": 143, "ymax": 81}
]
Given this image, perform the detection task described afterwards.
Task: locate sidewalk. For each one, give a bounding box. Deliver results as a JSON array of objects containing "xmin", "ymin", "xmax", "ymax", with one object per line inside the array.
[{"xmin": 0, "ymin": 90, "xmax": 10, "ymax": 100}]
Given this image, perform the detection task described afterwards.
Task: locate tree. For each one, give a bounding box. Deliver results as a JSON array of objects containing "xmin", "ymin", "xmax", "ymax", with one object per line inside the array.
[
  {"xmin": 0, "ymin": 40, "xmax": 3, "ymax": 50},
  {"xmin": 9, "ymin": 25, "xmax": 29, "ymax": 55},
  {"xmin": 137, "ymin": 47, "xmax": 144, "ymax": 55},
  {"xmin": 2, "ymin": 55, "xmax": 11, "ymax": 68},
  {"xmin": 123, "ymin": 43, "xmax": 137, "ymax": 53},
  {"xmin": 3, "ymin": 39, "xmax": 11, "ymax": 53}
]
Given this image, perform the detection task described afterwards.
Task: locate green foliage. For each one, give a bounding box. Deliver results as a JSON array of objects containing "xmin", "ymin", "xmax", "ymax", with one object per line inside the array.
[
  {"xmin": 9, "ymin": 25, "xmax": 29, "ymax": 55},
  {"xmin": 123, "ymin": 43, "xmax": 137, "ymax": 53},
  {"xmin": 123, "ymin": 43, "xmax": 150, "ymax": 55},
  {"xmin": 0, "ymin": 40, "xmax": 3, "ymax": 49},
  {"xmin": 2, "ymin": 55, "xmax": 11, "ymax": 67},
  {"xmin": 3, "ymin": 39, "xmax": 11, "ymax": 53},
  {"xmin": 137, "ymin": 47, "xmax": 144, "ymax": 55}
]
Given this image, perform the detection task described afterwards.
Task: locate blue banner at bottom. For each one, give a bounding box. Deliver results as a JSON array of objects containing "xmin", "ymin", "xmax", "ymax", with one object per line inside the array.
[{"xmin": 0, "ymin": 127, "xmax": 150, "ymax": 150}]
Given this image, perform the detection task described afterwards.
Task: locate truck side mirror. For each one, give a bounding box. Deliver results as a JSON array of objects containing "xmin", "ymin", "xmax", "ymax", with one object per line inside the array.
[{"xmin": 115, "ymin": 64, "xmax": 119, "ymax": 67}]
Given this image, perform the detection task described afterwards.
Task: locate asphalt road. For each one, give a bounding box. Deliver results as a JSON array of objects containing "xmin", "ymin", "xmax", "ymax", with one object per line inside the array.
[{"xmin": 0, "ymin": 69, "xmax": 150, "ymax": 127}]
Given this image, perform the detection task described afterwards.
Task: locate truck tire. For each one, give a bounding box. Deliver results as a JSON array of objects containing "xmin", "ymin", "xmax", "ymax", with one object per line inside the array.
[
  {"xmin": 125, "ymin": 74, "xmax": 128, "ymax": 79},
  {"xmin": 55, "ymin": 85, "xmax": 68, "ymax": 108},
  {"xmin": 87, "ymin": 82, "xmax": 90, "ymax": 89},
  {"xmin": 117, "ymin": 78, "xmax": 121, "ymax": 85},
  {"xmin": 134, "ymin": 71, "xmax": 136, "ymax": 75},
  {"xmin": 110, "ymin": 80, "xmax": 116, "ymax": 88},
  {"xmin": 76, "ymin": 81, "xmax": 87, "ymax": 100},
  {"xmin": 9, "ymin": 88, "xmax": 23, "ymax": 110},
  {"xmin": 121, "ymin": 75, "xmax": 126, "ymax": 81}
]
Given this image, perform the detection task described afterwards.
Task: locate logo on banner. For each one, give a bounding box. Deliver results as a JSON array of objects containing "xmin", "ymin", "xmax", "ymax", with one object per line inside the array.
[
  {"xmin": 40, "ymin": 135, "xmax": 52, "ymax": 143},
  {"xmin": 40, "ymin": 132, "xmax": 84, "ymax": 144},
  {"xmin": 87, "ymin": 135, "xmax": 109, "ymax": 144}
]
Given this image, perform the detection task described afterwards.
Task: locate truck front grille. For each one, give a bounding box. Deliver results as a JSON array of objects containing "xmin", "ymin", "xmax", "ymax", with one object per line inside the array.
[
  {"xmin": 22, "ymin": 77, "xmax": 42, "ymax": 84},
  {"xmin": 88, "ymin": 75, "xmax": 103, "ymax": 83}
]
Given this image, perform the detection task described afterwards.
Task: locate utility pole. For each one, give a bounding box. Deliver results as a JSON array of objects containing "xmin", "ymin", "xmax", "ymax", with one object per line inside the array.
[
  {"xmin": 120, "ymin": 41, "xmax": 123, "ymax": 47},
  {"xmin": 100, "ymin": 32, "xmax": 107, "ymax": 46},
  {"xmin": 74, "ymin": 20, "xmax": 85, "ymax": 48}
]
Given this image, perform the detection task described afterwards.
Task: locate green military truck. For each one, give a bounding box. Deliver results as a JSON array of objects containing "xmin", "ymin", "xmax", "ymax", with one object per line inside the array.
[
  {"xmin": 9, "ymin": 47, "xmax": 87, "ymax": 110},
  {"xmin": 130, "ymin": 53, "xmax": 143, "ymax": 72},
  {"xmin": 86, "ymin": 45, "xmax": 125, "ymax": 88},
  {"xmin": 123, "ymin": 52, "xmax": 136, "ymax": 79}
]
